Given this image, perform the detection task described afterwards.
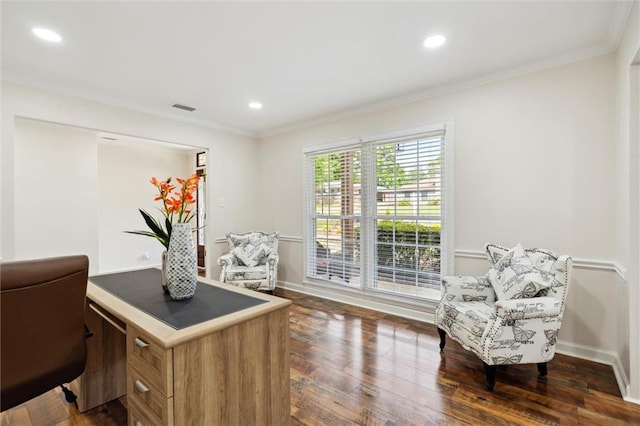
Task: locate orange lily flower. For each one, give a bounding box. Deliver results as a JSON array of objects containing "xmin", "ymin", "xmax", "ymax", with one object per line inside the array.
[{"xmin": 128, "ymin": 174, "xmax": 201, "ymax": 249}]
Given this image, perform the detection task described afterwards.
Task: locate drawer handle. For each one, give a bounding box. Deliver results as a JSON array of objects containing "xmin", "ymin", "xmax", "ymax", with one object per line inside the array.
[
  {"xmin": 134, "ymin": 337, "xmax": 150, "ymax": 348},
  {"xmin": 134, "ymin": 379, "xmax": 150, "ymax": 394},
  {"xmin": 136, "ymin": 422, "xmax": 144, "ymax": 426}
]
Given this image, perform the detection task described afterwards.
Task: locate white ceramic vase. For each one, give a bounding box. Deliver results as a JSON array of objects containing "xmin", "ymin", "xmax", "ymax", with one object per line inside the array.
[{"xmin": 166, "ymin": 223, "xmax": 198, "ymax": 300}]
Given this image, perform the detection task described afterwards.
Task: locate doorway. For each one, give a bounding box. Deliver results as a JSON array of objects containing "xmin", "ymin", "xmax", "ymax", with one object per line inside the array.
[{"xmin": 196, "ymin": 151, "xmax": 207, "ymax": 275}]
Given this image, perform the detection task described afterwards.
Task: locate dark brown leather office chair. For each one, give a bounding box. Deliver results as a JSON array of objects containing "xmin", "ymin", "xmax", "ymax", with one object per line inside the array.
[{"xmin": 1, "ymin": 255, "xmax": 89, "ymax": 411}]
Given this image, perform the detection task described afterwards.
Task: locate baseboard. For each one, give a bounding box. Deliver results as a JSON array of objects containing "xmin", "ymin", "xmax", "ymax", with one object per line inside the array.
[
  {"xmin": 554, "ymin": 341, "xmax": 633, "ymax": 403},
  {"xmin": 278, "ymin": 280, "xmax": 635, "ymax": 405},
  {"xmin": 625, "ymin": 393, "xmax": 640, "ymax": 405},
  {"xmin": 278, "ymin": 280, "xmax": 436, "ymax": 324}
]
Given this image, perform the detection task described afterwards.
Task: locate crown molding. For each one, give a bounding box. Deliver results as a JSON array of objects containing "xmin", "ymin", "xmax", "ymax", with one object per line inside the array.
[
  {"xmin": 1, "ymin": 71, "xmax": 257, "ymax": 138},
  {"xmin": 258, "ymin": 1, "xmax": 632, "ymax": 139},
  {"xmin": 608, "ymin": 1, "xmax": 635, "ymax": 51},
  {"xmin": 258, "ymin": 43, "xmax": 617, "ymax": 139},
  {"xmin": 3, "ymin": 0, "xmax": 631, "ymax": 143}
]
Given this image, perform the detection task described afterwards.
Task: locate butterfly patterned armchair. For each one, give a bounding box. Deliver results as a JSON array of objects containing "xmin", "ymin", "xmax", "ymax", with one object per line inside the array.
[
  {"xmin": 217, "ymin": 231, "xmax": 279, "ymax": 293},
  {"xmin": 435, "ymin": 243, "xmax": 572, "ymax": 391}
]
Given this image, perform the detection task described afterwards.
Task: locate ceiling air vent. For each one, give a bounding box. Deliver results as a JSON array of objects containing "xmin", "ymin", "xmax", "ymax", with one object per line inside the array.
[{"xmin": 172, "ymin": 103, "xmax": 196, "ymax": 112}]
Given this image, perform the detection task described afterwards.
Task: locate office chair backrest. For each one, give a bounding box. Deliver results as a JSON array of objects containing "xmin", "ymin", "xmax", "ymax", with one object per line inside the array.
[{"xmin": 1, "ymin": 255, "xmax": 89, "ymax": 411}]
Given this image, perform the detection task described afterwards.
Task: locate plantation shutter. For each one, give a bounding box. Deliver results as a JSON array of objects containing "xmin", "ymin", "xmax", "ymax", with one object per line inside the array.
[
  {"xmin": 363, "ymin": 129, "xmax": 445, "ymax": 294},
  {"xmin": 303, "ymin": 123, "xmax": 450, "ymax": 300},
  {"xmin": 304, "ymin": 142, "xmax": 361, "ymax": 285}
]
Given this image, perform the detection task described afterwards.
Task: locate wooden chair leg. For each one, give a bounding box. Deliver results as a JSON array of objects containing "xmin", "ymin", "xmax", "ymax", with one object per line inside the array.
[
  {"xmin": 483, "ymin": 362, "xmax": 498, "ymax": 391},
  {"xmin": 537, "ymin": 362, "xmax": 548, "ymax": 376},
  {"xmin": 437, "ymin": 328, "xmax": 446, "ymax": 351}
]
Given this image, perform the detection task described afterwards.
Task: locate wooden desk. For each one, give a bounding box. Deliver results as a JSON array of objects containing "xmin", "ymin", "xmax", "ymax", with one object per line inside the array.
[{"xmin": 70, "ymin": 271, "xmax": 291, "ymax": 425}]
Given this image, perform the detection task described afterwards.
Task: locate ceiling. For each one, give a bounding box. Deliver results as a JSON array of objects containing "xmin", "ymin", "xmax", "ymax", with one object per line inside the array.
[{"xmin": 1, "ymin": 1, "xmax": 633, "ymax": 137}]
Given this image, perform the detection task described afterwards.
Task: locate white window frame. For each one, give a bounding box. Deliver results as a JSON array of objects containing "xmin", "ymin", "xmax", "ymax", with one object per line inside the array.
[{"xmin": 303, "ymin": 120, "xmax": 454, "ymax": 301}]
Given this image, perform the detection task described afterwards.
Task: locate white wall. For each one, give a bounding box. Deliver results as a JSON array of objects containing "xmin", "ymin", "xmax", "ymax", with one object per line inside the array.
[
  {"xmin": 615, "ymin": 0, "xmax": 640, "ymax": 402},
  {"xmin": 260, "ymin": 55, "xmax": 616, "ymax": 258},
  {"xmin": 259, "ymin": 53, "xmax": 628, "ymax": 382},
  {"xmin": 13, "ymin": 119, "xmax": 100, "ymax": 270},
  {"xmin": 1, "ymin": 81, "xmax": 260, "ymax": 276},
  {"xmin": 97, "ymin": 140, "xmax": 193, "ymax": 272},
  {"xmin": 12, "ymin": 118, "xmax": 195, "ymax": 274}
]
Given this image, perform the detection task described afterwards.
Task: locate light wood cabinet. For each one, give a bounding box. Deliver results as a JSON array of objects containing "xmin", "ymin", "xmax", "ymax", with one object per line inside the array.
[
  {"xmin": 127, "ymin": 328, "xmax": 173, "ymax": 397},
  {"xmin": 128, "ymin": 398, "xmax": 163, "ymax": 426},
  {"xmin": 74, "ymin": 275, "xmax": 291, "ymax": 426},
  {"xmin": 69, "ymin": 302, "xmax": 127, "ymax": 412},
  {"xmin": 126, "ymin": 327, "xmax": 174, "ymax": 426},
  {"xmin": 172, "ymin": 307, "xmax": 290, "ymax": 425}
]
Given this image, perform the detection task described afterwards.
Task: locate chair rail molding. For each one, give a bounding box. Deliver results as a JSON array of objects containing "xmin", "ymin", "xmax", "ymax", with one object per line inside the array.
[
  {"xmin": 455, "ymin": 248, "xmax": 628, "ymax": 282},
  {"xmin": 215, "ymin": 235, "xmax": 302, "ymax": 244},
  {"xmin": 272, "ymin": 240, "xmax": 628, "ymax": 282},
  {"xmin": 277, "ymin": 235, "xmax": 303, "ymax": 243}
]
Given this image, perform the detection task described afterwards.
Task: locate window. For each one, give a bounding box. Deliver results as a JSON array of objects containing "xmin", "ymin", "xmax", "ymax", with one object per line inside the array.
[
  {"xmin": 304, "ymin": 123, "xmax": 453, "ymax": 300},
  {"xmin": 308, "ymin": 146, "xmax": 362, "ymax": 287},
  {"xmin": 196, "ymin": 151, "xmax": 207, "ymax": 168}
]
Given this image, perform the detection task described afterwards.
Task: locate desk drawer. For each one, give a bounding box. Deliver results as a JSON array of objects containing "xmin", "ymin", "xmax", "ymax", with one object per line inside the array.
[
  {"xmin": 127, "ymin": 326, "xmax": 173, "ymax": 396},
  {"xmin": 129, "ymin": 399, "xmax": 160, "ymax": 426},
  {"xmin": 128, "ymin": 395, "xmax": 174, "ymax": 426},
  {"xmin": 127, "ymin": 364, "xmax": 174, "ymax": 425}
]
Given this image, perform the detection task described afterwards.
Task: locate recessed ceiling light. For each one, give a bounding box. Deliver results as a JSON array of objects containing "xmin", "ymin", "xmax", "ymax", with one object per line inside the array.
[
  {"xmin": 423, "ymin": 34, "xmax": 446, "ymax": 49},
  {"xmin": 32, "ymin": 27, "xmax": 62, "ymax": 43},
  {"xmin": 248, "ymin": 102, "xmax": 263, "ymax": 110}
]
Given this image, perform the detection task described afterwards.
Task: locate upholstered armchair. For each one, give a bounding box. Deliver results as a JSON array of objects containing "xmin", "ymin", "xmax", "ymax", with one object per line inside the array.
[
  {"xmin": 435, "ymin": 243, "xmax": 572, "ymax": 391},
  {"xmin": 217, "ymin": 231, "xmax": 279, "ymax": 293}
]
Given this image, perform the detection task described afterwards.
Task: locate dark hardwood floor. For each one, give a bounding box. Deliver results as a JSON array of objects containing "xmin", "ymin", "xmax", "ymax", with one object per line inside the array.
[{"xmin": 2, "ymin": 288, "xmax": 639, "ymax": 425}]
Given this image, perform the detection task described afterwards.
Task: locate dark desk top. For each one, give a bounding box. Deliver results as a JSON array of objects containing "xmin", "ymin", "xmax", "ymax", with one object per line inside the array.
[{"xmin": 89, "ymin": 268, "xmax": 267, "ymax": 330}]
